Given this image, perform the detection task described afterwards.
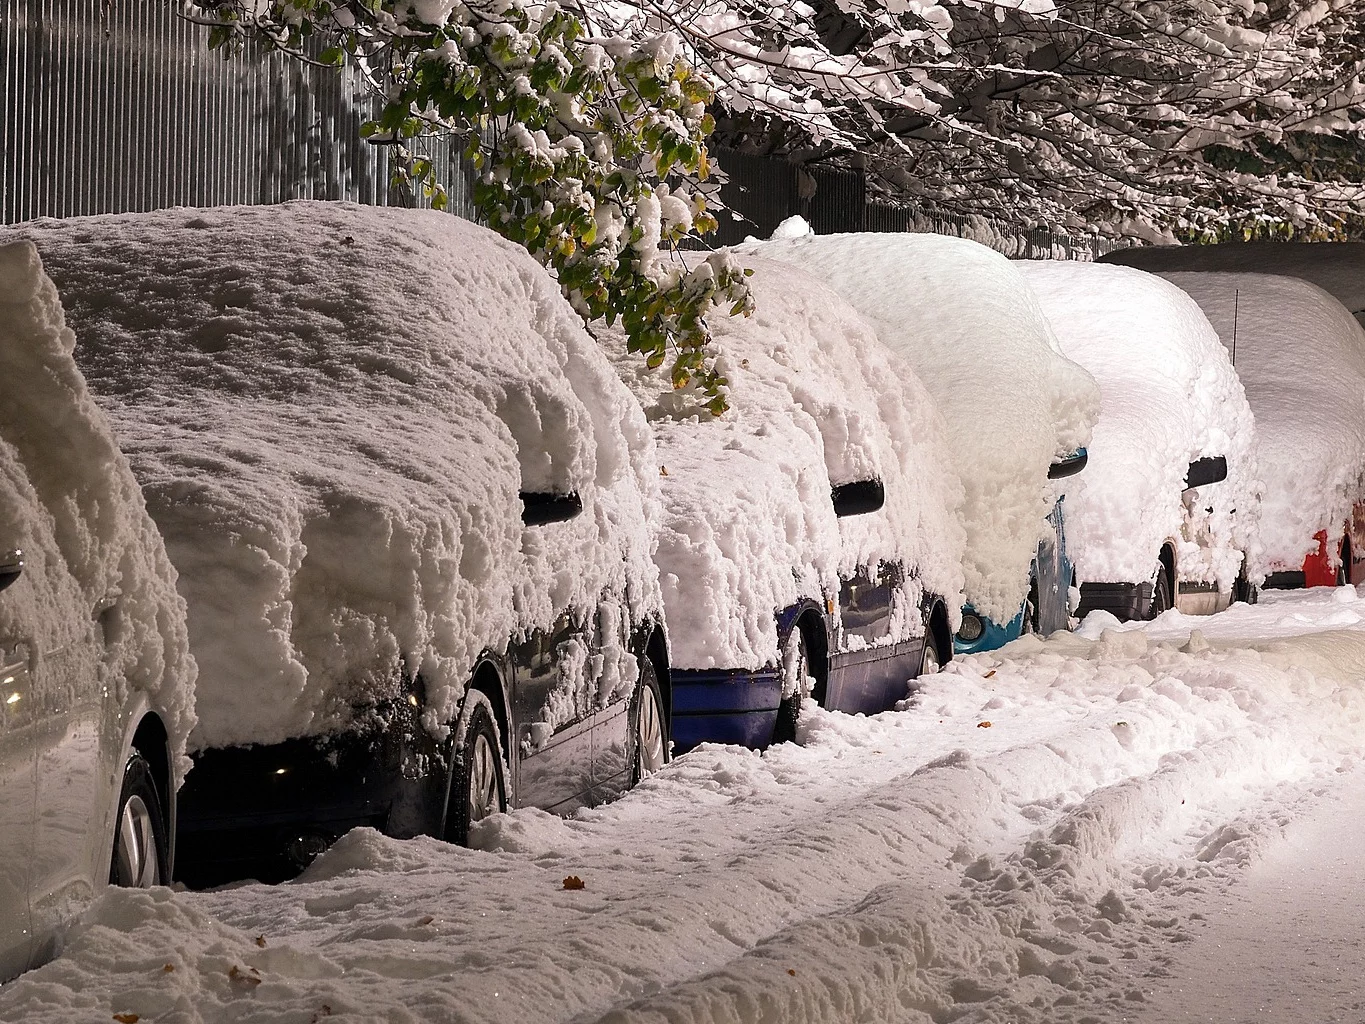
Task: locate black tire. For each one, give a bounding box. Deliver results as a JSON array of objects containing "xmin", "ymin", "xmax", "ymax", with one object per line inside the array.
[
  {"xmin": 1150, "ymin": 562, "xmax": 1173, "ymax": 617},
  {"xmin": 771, "ymin": 626, "xmax": 811, "ymax": 746},
  {"xmin": 1338, "ymin": 538, "xmax": 1352, "ymax": 586},
  {"xmin": 445, "ymin": 693, "xmax": 507, "ymax": 846},
  {"xmin": 1023, "ymin": 576, "xmax": 1041, "ymax": 635},
  {"xmin": 109, "ymin": 752, "xmax": 169, "ymax": 888},
  {"xmin": 920, "ymin": 627, "xmax": 944, "ymax": 676},
  {"xmin": 630, "ymin": 658, "xmax": 669, "ymax": 783}
]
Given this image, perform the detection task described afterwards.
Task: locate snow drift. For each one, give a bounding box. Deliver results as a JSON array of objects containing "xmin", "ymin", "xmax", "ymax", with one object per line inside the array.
[
  {"xmin": 14, "ymin": 202, "xmax": 663, "ymax": 751},
  {"xmin": 600, "ymin": 254, "xmax": 966, "ymax": 670},
  {"xmin": 743, "ymin": 230, "xmax": 1099, "ymax": 624},
  {"xmin": 1161, "ymin": 271, "xmax": 1365, "ymax": 577},
  {"xmin": 0, "ymin": 240, "xmax": 196, "ymax": 773},
  {"xmin": 1017, "ymin": 262, "xmax": 1260, "ymax": 591}
]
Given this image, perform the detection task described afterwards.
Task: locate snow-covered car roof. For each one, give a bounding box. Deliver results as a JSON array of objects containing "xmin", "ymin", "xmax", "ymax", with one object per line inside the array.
[
  {"xmin": 1160, "ymin": 271, "xmax": 1365, "ymax": 575},
  {"xmin": 739, "ymin": 230, "xmax": 1099, "ymax": 624},
  {"xmin": 13, "ymin": 202, "xmax": 663, "ymax": 751},
  {"xmin": 1016, "ymin": 262, "xmax": 1259, "ymax": 590},
  {"xmin": 601, "ymin": 253, "xmax": 966, "ymax": 671},
  {"xmin": 1101, "ymin": 242, "xmax": 1365, "ymax": 325},
  {"xmin": 0, "ymin": 241, "xmax": 196, "ymax": 774}
]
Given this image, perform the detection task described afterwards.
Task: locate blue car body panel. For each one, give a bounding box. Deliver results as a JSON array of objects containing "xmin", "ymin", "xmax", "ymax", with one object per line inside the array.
[{"xmin": 953, "ymin": 604, "xmax": 1025, "ymax": 656}]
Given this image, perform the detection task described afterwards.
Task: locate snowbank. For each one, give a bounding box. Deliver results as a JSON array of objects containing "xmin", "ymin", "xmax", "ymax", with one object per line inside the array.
[
  {"xmin": 741, "ymin": 231, "xmax": 1099, "ymax": 623},
  {"xmin": 1103, "ymin": 241, "xmax": 1365, "ymax": 322},
  {"xmin": 0, "ymin": 240, "xmax": 196, "ymax": 774},
  {"xmin": 600, "ymin": 254, "xmax": 965, "ymax": 670},
  {"xmin": 1017, "ymin": 261, "xmax": 1260, "ymax": 591},
  {"xmin": 14, "ymin": 202, "xmax": 662, "ymax": 751},
  {"xmin": 1161, "ymin": 272, "xmax": 1365, "ymax": 576}
]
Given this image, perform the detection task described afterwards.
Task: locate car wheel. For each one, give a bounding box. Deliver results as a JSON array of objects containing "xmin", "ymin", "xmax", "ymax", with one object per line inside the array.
[
  {"xmin": 1150, "ymin": 562, "xmax": 1172, "ymax": 617},
  {"xmin": 446, "ymin": 692, "xmax": 506, "ymax": 846},
  {"xmin": 1023, "ymin": 575, "xmax": 1040, "ymax": 635},
  {"xmin": 109, "ymin": 752, "xmax": 168, "ymax": 888},
  {"xmin": 1338, "ymin": 538, "xmax": 1352, "ymax": 586},
  {"xmin": 630, "ymin": 658, "xmax": 669, "ymax": 783},
  {"xmin": 920, "ymin": 629, "xmax": 944, "ymax": 676},
  {"xmin": 771, "ymin": 626, "xmax": 811, "ymax": 746}
]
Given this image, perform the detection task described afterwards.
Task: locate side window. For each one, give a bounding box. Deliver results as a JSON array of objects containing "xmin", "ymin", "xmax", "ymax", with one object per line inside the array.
[{"xmin": 838, "ymin": 563, "xmax": 899, "ymax": 647}]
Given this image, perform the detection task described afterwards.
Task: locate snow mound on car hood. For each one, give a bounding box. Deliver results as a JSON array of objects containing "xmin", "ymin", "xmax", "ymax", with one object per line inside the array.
[
  {"xmin": 741, "ymin": 232, "xmax": 1099, "ymax": 623},
  {"xmin": 16, "ymin": 202, "xmax": 661, "ymax": 750},
  {"xmin": 0, "ymin": 240, "xmax": 196, "ymax": 775},
  {"xmin": 1018, "ymin": 262, "xmax": 1260, "ymax": 590},
  {"xmin": 1162, "ymin": 271, "xmax": 1365, "ymax": 576},
  {"xmin": 602, "ymin": 255, "xmax": 966, "ymax": 671}
]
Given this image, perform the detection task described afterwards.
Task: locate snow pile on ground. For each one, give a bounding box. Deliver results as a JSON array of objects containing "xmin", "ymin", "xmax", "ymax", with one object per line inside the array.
[
  {"xmin": 743, "ymin": 231, "xmax": 1100, "ymax": 624},
  {"xmin": 5, "ymin": 589, "xmax": 1365, "ymax": 1023},
  {"xmin": 1161, "ymin": 271, "xmax": 1365, "ymax": 577},
  {"xmin": 1018, "ymin": 261, "xmax": 1260, "ymax": 591},
  {"xmin": 1102, "ymin": 241, "xmax": 1365, "ymax": 321},
  {"xmin": 601, "ymin": 254, "xmax": 966, "ymax": 670},
  {"xmin": 0, "ymin": 240, "xmax": 196, "ymax": 771},
  {"xmin": 13, "ymin": 202, "xmax": 662, "ymax": 750}
]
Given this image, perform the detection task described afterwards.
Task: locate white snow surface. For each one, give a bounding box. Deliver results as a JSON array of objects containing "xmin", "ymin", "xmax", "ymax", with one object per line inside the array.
[
  {"xmin": 7, "ymin": 589, "xmax": 1365, "ymax": 1022},
  {"xmin": 600, "ymin": 254, "xmax": 966, "ymax": 670},
  {"xmin": 742, "ymin": 231, "xmax": 1100, "ymax": 623},
  {"xmin": 1160, "ymin": 271, "xmax": 1365, "ymax": 577},
  {"xmin": 1017, "ymin": 261, "xmax": 1260, "ymax": 591},
  {"xmin": 0, "ymin": 240, "xmax": 196, "ymax": 775},
  {"xmin": 10, "ymin": 202, "xmax": 663, "ymax": 751}
]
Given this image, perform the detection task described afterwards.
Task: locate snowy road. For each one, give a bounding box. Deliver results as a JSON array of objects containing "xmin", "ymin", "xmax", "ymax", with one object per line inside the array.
[{"xmin": 5, "ymin": 588, "xmax": 1365, "ymax": 1023}]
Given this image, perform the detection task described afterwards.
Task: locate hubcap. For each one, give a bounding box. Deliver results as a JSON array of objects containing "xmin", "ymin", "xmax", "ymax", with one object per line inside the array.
[
  {"xmin": 921, "ymin": 640, "xmax": 941, "ymax": 676},
  {"xmin": 467, "ymin": 732, "xmax": 500, "ymax": 824},
  {"xmin": 115, "ymin": 794, "xmax": 160, "ymax": 887},
  {"xmin": 636, "ymin": 684, "xmax": 666, "ymax": 776}
]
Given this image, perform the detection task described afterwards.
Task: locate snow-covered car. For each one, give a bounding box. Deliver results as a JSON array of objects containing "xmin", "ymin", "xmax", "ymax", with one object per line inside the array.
[
  {"xmin": 19, "ymin": 202, "xmax": 672, "ymax": 885},
  {"xmin": 1016, "ymin": 261, "xmax": 1260, "ymax": 620},
  {"xmin": 745, "ymin": 228, "xmax": 1100, "ymax": 653},
  {"xmin": 1160, "ymin": 272, "xmax": 1365, "ymax": 589},
  {"xmin": 1101, "ymin": 241, "xmax": 1365, "ymax": 328},
  {"xmin": 0, "ymin": 241, "xmax": 196, "ymax": 981},
  {"xmin": 603, "ymin": 253, "xmax": 966, "ymax": 752}
]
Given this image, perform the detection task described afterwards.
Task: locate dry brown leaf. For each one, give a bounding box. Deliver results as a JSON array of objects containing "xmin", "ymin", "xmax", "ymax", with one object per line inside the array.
[
  {"xmin": 255, "ymin": 935, "xmax": 267, "ymax": 948},
  {"xmin": 416, "ymin": 914, "xmax": 435, "ymax": 926},
  {"xmin": 162, "ymin": 964, "xmax": 175, "ymax": 973},
  {"xmin": 977, "ymin": 721, "xmax": 993, "ymax": 729},
  {"xmin": 229, "ymin": 965, "xmax": 263, "ymax": 987},
  {"xmin": 310, "ymin": 1007, "xmax": 334, "ymax": 1023},
  {"xmin": 113, "ymin": 1015, "xmax": 139, "ymax": 1023},
  {"xmin": 983, "ymin": 670, "xmax": 997, "ymax": 679},
  {"xmin": 659, "ymin": 466, "xmax": 669, "ymax": 477},
  {"xmin": 787, "ymin": 969, "xmax": 797, "ymax": 977},
  {"xmin": 562, "ymin": 875, "xmax": 586, "ymax": 890}
]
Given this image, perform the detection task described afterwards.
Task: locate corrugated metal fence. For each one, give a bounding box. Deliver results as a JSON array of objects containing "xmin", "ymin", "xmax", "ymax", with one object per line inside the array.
[{"xmin": 2, "ymin": 0, "xmax": 475, "ymax": 223}]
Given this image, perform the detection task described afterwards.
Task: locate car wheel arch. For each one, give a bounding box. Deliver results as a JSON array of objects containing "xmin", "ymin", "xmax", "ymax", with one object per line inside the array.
[{"xmin": 927, "ymin": 599, "xmax": 953, "ymax": 669}]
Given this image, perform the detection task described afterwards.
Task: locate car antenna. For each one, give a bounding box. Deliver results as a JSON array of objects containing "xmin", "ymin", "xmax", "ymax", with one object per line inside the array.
[{"xmin": 1231, "ymin": 288, "xmax": 1239, "ymax": 366}]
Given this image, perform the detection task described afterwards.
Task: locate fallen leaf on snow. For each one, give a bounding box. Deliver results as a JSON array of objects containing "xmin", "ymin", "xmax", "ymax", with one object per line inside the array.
[
  {"xmin": 562, "ymin": 875, "xmax": 586, "ymax": 890},
  {"xmin": 161, "ymin": 964, "xmax": 175, "ymax": 973},
  {"xmin": 113, "ymin": 1015, "xmax": 139, "ymax": 1023},
  {"xmin": 659, "ymin": 466, "xmax": 669, "ymax": 476},
  {"xmin": 255, "ymin": 935, "xmax": 267, "ymax": 948},
  {"xmin": 787, "ymin": 969, "xmax": 797, "ymax": 977},
  {"xmin": 416, "ymin": 914, "xmax": 435, "ymax": 926},
  {"xmin": 977, "ymin": 721, "xmax": 992, "ymax": 729},
  {"xmin": 983, "ymin": 670, "xmax": 996, "ymax": 679},
  {"xmin": 229, "ymin": 965, "xmax": 262, "ymax": 987}
]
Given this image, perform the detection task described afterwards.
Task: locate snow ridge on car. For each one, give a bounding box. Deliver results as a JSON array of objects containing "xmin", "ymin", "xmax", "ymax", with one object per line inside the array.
[{"xmin": 16, "ymin": 202, "xmax": 663, "ymax": 751}]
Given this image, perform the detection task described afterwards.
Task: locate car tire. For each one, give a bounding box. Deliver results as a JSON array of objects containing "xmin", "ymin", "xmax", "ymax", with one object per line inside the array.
[
  {"xmin": 630, "ymin": 658, "xmax": 669, "ymax": 783},
  {"xmin": 920, "ymin": 628, "xmax": 944, "ymax": 676},
  {"xmin": 772, "ymin": 626, "xmax": 812, "ymax": 746},
  {"xmin": 445, "ymin": 691, "xmax": 507, "ymax": 846},
  {"xmin": 1150, "ymin": 562, "xmax": 1173, "ymax": 617},
  {"xmin": 109, "ymin": 751, "xmax": 169, "ymax": 888},
  {"xmin": 1338, "ymin": 538, "xmax": 1352, "ymax": 586}
]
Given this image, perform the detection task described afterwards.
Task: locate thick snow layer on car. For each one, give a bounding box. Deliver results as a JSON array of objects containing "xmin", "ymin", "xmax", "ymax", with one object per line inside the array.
[
  {"xmin": 601, "ymin": 255, "xmax": 966, "ymax": 670},
  {"xmin": 740, "ymin": 231, "xmax": 1100, "ymax": 623},
  {"xmin": 7, "ymin": 589, "xmax": 1365, "ymax": 1023},
  {"xmin": 1161, "ymin": 272, "xmax": 1365, "ymax": 577},
  {"xmin": 0, "ymin": 241, "xmax": 196, "ymax": 774},
  {"xmin": 13, "ymin": 202, "xmax": 662, "ymax": 751},
  {"xmin": 1017, "ymin": 262, "xmax": 1260, "ymax": 591},
  {"xmin": 1102, "ymin": 241, "xmax": 1365, "ymax": 323}
]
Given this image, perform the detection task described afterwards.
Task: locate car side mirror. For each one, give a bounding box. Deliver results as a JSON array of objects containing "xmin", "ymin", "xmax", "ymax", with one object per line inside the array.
[
  {"xmin": 831, "ymin": 479, "xmax": 885, "ymax": 518},
  {"xmin": 1184, "ymin": 456, "xmax": 1228, "ymax": 490},
  {"xmin": 1048, "ymin": 448, "xmax": 1088, "ymax": 480},
  {"xmin": 520, "ymin": 492, "xmax": 583, "ymax": 526},
  {"xmin": 0, "ymin": 550, "xmax": 22, "ymax": 594}
]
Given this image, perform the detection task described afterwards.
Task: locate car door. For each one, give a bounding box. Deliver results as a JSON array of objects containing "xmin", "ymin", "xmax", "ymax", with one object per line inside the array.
[
  {"xmin": 0, "ymin": 555, "xmax": 38, "ymax": 981},
  {"xmin": 828, "ymin": 562, "xmax": 919, "ymax": 714}
]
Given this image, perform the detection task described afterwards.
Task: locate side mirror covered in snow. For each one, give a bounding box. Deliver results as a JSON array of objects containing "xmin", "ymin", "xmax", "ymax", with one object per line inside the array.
[
  {"xmin": 1184, "ymin": 456, "xmax": 1228, "ymax": 490},
  {"xmin": 520, "ymin": 491, "xmax": 583, "ymax": 526},
  {"xmin": 831, "ymin": 479, "xmax": 885, "ymax": 518},
  {"xmin": 1047, "ymin": 448, "xmax": 1088, "ymax": 480}
]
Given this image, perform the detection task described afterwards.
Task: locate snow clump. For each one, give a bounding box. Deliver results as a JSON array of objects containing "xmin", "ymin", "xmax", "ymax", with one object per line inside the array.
[
  {"xmin": 744, "ymin": 231, "xmax": 1100, "ymax": 624},
  {"xmin": 15, "ymin": 202, "xmax": 662, "ymax": 751}
]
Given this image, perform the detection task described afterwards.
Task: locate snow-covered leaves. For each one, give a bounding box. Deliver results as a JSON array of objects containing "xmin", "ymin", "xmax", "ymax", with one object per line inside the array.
[{"xmin": 193, "ymin": 0, "xmax": 753, "ymax": 410}]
